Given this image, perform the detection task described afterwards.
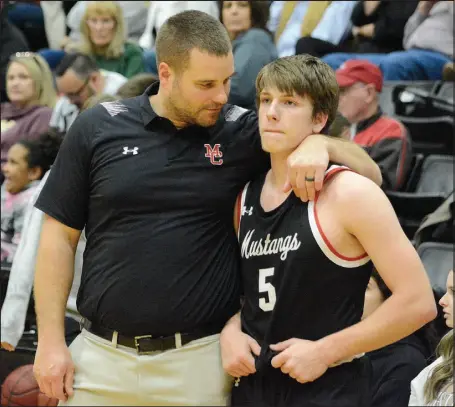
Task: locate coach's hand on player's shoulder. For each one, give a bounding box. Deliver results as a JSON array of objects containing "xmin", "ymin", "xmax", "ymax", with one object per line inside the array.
[
  {"xmin": 220, "ymin": 323, "xmax": 261, "ymax": 378},
  {"xmin": 270, "ymin": 338, "xmax": 329, "ymax": 383},
  {"xmin": 33, "ymin": 340, "xmax": 75, "ymax": 402},
  {"xmin": 285, "ymin": 134, "xmax": 329, "ymax": 203}
]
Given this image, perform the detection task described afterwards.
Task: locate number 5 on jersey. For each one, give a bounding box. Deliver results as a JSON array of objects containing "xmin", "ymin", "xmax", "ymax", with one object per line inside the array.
[{"xmin": 259, "ymin": 267, "xmax": 276, "ymax": 312}]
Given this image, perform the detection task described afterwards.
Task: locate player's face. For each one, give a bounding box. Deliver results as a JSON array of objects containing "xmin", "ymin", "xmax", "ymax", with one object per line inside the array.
[
  {"xmin": 361, "ymin": 277, "xmax": 385, "ymax": 320},
  {"xmin": 164, "ymin": 48, "xmax": 234, "ymax": 127},
  {"xmin": 439, "ymin": 270, "xmax": 454, "ymax": 328},
  {"xmin": 258, "ymin": 87, "xmax": 327, "ymax": 154}
]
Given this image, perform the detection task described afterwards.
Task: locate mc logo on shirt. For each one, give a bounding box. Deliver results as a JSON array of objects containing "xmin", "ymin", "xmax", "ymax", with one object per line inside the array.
[{"xmin": 204, "ymin": 144, "xmax": 223, "ymax": 166}]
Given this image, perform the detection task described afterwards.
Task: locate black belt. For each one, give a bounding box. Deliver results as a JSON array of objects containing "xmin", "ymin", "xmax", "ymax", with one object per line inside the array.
[{"xmin": 82, "ymin": 319, "xmax": 220, "ymax": 354}]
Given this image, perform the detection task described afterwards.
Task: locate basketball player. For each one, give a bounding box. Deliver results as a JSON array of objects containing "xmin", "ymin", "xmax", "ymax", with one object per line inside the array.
[{"xmin": 220, "ymin": 55, "xmax": 437, "ymax": 407}]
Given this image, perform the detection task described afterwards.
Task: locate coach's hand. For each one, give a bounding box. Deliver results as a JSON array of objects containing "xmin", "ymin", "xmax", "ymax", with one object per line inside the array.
[
  {"xmin": 34, "ymin": 340, "xmax": 75, "ymax": 402},
  {"xmin": 285, "ymin": 134, "xmax": 329, "ymax": 202},
  {"xmin": 270, "ymin": 338, "xmax": 330, "ymax": 383},
  {"xmin": 220, "ymin": 323, "xmax": 261, "ymax": 378}
]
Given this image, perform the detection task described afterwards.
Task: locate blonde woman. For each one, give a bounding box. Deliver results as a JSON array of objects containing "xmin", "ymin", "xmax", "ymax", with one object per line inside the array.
[
  {"xmin": 1, "ymin": 53, "xmax": 56, "ymax": 164},
  {"xmin": 78, "ymin": 1, "xmax": 145, "ymax": 78},
  {"xmin": 409, "ymin": 270, "xmax": 453, "ymax": 406}
]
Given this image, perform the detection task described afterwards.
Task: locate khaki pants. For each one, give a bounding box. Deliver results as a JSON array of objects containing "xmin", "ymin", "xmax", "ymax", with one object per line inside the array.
[{"xmin": 59, "ymin": 329, "xmax": 232, "ymax": 406}]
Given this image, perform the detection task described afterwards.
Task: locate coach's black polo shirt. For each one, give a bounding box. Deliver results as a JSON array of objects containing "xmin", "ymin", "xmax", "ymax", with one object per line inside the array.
[{"xmin": 35, "ymin": 83, "xmax": 269, "ymax": 336}]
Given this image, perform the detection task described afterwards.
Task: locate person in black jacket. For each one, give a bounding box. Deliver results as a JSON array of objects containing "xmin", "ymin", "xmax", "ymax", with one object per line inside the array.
[
  {"xmin": 296, "ymin": 0, "xmax": 418, "ymax": 58},
  {"xmin": 363, "ymin": 268, "xmax": 439, "ymax": 407}
]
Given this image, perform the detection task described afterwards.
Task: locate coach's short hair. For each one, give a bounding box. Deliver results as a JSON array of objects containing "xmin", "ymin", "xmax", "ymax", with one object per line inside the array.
[
  {"xmin": 256, "ymin": 55, "xmax": 339, "ymax": 132},
  {"xmin": 155, "ymin": 10, "xmax": 232, "ymax": 74},
  {"xmin": 55, "ymin": 52, "xmax": 99, "ymax": 80}
]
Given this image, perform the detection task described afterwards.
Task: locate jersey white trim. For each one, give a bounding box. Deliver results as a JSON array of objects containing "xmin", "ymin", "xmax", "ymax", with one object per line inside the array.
[
  {"xmin": 308, "ymin": 165, "xmax": 370, "ymax": 268},
  {"xmin": 237, "ymin": 182, "xmax": 250, "ymax": 239}
]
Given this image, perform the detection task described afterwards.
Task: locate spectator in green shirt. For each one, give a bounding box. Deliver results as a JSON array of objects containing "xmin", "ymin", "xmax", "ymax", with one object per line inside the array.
[{"xmin": 78, "ymin": 1, "xmax": 145, "ymax": 78}]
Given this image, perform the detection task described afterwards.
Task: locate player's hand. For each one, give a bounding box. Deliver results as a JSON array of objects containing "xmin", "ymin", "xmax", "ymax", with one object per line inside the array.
[
  {"xmin": 220, "ymin": 323, "xmax": 261, "ymax": 377},
  {"xmin": 33, "ymin": 341, "xmax": 75, "ymax": 402},
  {"xmin": 1, "ymin": 342, "xmax": 15, "ymax": 351},
  {"xmin": 270, "ymin": 338, "xmax": 330, "ymax": 383},
  {"xmin": 285, "ymin": 134, "xmax": 329, "ymax": 202}
]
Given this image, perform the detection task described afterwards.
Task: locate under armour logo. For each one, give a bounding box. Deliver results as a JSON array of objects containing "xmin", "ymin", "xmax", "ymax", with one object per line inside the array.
[
  {"xmin": 242, "ymin": 206, "xmax": 253, "ymax": 216},
  {"xmin": 122, "ymin": 146, "xmax": 139, "ymax": 155},
  {"xmin": 204, "ymin": 143, "xmax": 223, "ymax": 165}
]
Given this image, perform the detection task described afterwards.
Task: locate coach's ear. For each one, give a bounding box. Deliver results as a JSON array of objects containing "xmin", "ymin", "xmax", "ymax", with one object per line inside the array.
[{"xmin": 312, "ymin": 112, "xmax": 328, "ymax": 134}]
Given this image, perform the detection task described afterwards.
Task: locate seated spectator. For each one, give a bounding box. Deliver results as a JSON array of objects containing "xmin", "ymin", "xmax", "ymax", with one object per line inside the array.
[
  {"xmin": 364, "ymin": 268, "xmax": 438, "ymax": 407},
  {"xmin": 1, "ymin": 129, "xmax": 84, "ymax": 352},
  {"xmin": 409, "ymin": 269, "xmax": 453, "ymax": 406},
  {"xmin": 78, "ymin": 1, "xmax": 145, "ymax": 78},
  {"xmin": 1, "ymin": 131, "xmax": 62, "ymax": 264},
  {"xmin": 65, "ymin": 1, "xmax": 147, "ymax": 45},
  {"xmin": 139, "ymin": 1, "xmax": 219, "ymax": 50},
  {"xmin": 116, "ymin": 73, "xmax": 158, "ymax": 99},
  {"xmin": 51, "ymin": 52, "xmax": 127, "ymax": 132},
  {"xmin": 1, "ymin": 53, "xmax": 56, "ymax": 164},
  {"xmin": 268, "ymin": 1, "xmax": 355, "ymax": 57},
  {"xmin": 296, "ymin": 0, "xmax": 418, "ymax": 58},
  {"xmin": 323, "ymin": 1, "xmax": 453, "ymax": 81},
  {"xmin": 5, "ymin": 0, "xmax": 48, "ymax": 51},
  {"xmin": 219, "ymin": 0, "xmax": 277, "ymax": 110},
  {"xmin": 140, "ymin": 1, "xmax": 219, "ymax": 75},
  {"xmin": 335, "ymin": 60, "xmax": 412, "ymax": 190},
  {"xmin": 0, "ymin": 5, "xmax": 29, "ymax": 103}
]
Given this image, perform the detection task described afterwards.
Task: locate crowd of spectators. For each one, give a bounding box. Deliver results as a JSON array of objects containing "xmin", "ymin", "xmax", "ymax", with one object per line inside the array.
[{"xmin": 0, "ymin": 1, "xmax": 453, "ymax": 406}]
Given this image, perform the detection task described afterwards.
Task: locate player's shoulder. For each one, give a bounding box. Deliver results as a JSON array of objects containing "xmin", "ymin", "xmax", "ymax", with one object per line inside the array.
[{"xmin": 323, "ymin": 165, "xmax": 385, "ymax": 206}]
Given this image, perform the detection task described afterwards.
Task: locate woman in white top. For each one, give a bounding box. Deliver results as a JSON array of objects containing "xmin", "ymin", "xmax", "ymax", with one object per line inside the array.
[{"xmin": 409, "ymin": 269, "xmax": 453, "ymax": 406}]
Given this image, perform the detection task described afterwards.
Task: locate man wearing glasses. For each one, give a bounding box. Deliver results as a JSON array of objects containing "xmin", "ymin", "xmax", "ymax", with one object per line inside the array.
[{"xmin": 50, "ymin": 52, "xmax": 126, "ymax": 132}]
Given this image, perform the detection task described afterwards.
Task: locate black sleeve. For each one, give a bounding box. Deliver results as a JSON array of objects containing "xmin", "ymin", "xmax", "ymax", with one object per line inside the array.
[
  {"xmin": 366, "ymin": 135, "xmax": 412, "ymax": 191},
  {"xmin": 373, "ymin": 1, "xmax": 419, "ymax": 45},
  {"xmin": 372, "ymin": 378, "xmax": 413, "ymax": 407},
  {"xmin": 34, "ymin": 107, "xmax": 99, "ymax": 230},
  {"xmin": 351, "ymin": 0, "xmax": 381, "ymax": 26}
]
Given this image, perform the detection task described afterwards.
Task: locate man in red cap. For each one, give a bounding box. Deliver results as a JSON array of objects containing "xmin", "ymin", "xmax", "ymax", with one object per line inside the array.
[{"xmin": 336, "ymin": 60, "xmax": 412, "ymax": 191}]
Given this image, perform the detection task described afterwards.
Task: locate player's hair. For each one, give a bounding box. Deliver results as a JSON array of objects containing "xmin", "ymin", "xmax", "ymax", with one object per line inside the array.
[
  {"xmin": 256, "ymin": 55, "xmax": 339, "ymax": 133},
  {"xmin": 79, "ymin": 1, "xmax": 126, "ymax": 59},
  {"xmin": 8, "ymin": 53, "xmax": 57, "ymax": 108},
  {"xmin": 424, "ymin": 329, "xmax": 453, "ymax": 403},
  {"xmin": 218, "ymin": 1, "xmax": 271, "ymax": 32},
  {"xmin": 16, "ymin": 128, "xmax": 65, "ymax": 178},
  {"xmin": 81, "ymin": 93, "xmax": 119, "ymax": 112},
  {"xmin": 55, "ymin": 52, "xmax": 99, "ymax": 80},
  {"xmin": 155, "ymin": 10, "xmax": 232, "ymax": 74},
  {"xmin": 328, "ymin": 111, "xmax": 350, "ymax": 139},
  {"xmin": 116, "ymin": 73, "xmax": 158, "ymax": 98}
]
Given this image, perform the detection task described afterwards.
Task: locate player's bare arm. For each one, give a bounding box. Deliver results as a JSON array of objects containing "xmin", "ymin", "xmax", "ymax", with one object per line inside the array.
[
  {"xmin": 271, "ymin": 171, "xmax": 436, "ymax": 383},
  {"xmin": 33, "ymin": 215, "xmax": 81, "ymax": 402}
]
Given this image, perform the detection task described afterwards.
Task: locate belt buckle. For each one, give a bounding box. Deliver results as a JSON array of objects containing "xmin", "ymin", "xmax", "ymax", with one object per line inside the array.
[{"xmin": 134, "ymin": 335, "xmax": 153, "ymax": 354}]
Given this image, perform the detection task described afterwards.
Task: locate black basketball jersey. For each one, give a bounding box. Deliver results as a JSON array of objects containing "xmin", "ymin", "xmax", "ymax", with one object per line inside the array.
[{"xmin": 236, "ymin": 165, "xmax": 373, "ymax": 368}]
